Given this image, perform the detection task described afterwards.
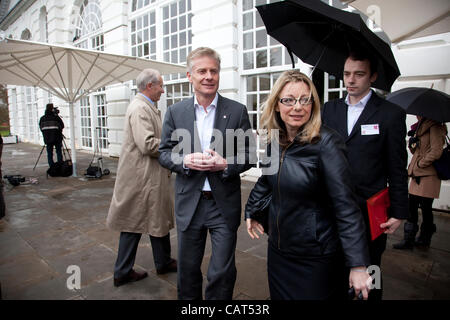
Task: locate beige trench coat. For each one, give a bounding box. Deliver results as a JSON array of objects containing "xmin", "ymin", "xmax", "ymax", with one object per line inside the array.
[
  {"xmin": 106, "ymin": 94, "xmax": 174, "ymax": 236},
  {"xmin": 408, "ymin": 119, "xmax": 447, "ymax": 199}
]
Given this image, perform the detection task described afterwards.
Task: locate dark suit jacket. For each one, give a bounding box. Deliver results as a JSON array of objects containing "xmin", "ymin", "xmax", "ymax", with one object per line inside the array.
[
  {"xmin": 159, "ymin": 94, "xmax": 255, "ymax": 232},
  {"xmin": 322, "ymin": 91, "xmax": 409, "ymax": 223}
]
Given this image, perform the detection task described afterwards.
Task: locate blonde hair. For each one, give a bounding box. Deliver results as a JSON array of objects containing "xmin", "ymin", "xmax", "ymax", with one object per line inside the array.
[
  {"xmin": 260, "ymin": 70, "xmax": 321, "ymax": 146},
  {"xmin": 186, "ymin": 47, "xmax": 221, "ymax": 73}
]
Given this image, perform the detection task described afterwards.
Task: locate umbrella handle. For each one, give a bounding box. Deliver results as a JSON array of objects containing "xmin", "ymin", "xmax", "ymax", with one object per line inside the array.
[{"xmin": 287, "ymin": 47, "xmax": 295, "ymax": 69}]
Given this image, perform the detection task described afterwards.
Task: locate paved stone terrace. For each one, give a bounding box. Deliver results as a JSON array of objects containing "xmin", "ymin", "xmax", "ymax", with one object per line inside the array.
[{"xmin": 0, "ymin": 142, "xmax": 449, "ymax": 300}]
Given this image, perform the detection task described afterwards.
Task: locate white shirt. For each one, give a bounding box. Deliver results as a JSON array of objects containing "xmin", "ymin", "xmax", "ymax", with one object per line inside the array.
[
  {"xmin": 194, "ymin": 93, "xmax": 218, "ymax": 191},
  {"xmin": 345, "ymin": 90, "xmax": 372, "ymax": 135}
]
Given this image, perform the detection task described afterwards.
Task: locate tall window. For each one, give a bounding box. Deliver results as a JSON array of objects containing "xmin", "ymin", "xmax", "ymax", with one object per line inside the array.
[
  {"xmin": 74, "ymin": 0, "xmax": 108, "ymax": 151},
  {"xmin": 25, "ymin": 87, "xmax": 38, "ymax": 142},
  {"xmin": 242, "ymin": 0, "xmax": 298, "ymax": 71},
  {"xmin": 129, "ymin": 0, "xmax": 193, "ymax": 108},
  {"xmin": 131, "ymin": 11, "xmax": 156, "ymax": 59},
  {"xmin": 241, "ymin": 0, "xmax": 300, "ymax": 167},
  {"xmin": 132, "ymin": 0, "xmax": 156, "ymax": 12}
]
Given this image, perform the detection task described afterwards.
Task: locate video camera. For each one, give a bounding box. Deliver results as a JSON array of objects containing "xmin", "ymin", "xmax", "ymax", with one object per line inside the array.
[{"xmin": 53, "ymin": 107, "xmax": 60, "ymax": 115}]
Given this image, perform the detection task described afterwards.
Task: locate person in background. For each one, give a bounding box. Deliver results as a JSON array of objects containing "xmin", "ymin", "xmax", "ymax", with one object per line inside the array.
[
  {"xmin": 394, "ymin": 116, "xmax": 447, "ymax": 249},
  {"xmin": 321, "ymin": 50, "xmax": 409, "ymax": 300},
  {"xmin": 107, "ymin": 68, "xmax": 176, "ymax": 287},
  {"xmin": 39, "ymin": 103, "xmax": 64, "ymax": 167},
  {"xmin": 245, "ymin": 70, "xmax": 371, "ymax": 300}
]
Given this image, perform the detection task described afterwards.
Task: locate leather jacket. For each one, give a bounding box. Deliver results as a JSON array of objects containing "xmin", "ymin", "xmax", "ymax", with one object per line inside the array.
[{"xmin": 245, "ymin": 126, "xmax": 370, "ymax": 267}]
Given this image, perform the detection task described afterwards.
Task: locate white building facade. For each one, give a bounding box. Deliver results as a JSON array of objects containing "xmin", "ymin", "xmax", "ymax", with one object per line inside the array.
[{"xmin": 1, "ymin": 0, "xmax": 449, "ymax": 209}]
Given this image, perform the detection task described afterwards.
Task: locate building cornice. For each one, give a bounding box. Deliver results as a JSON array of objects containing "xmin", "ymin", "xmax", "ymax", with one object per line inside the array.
[{"xmin": 0, "ymin": 0, "xmax": 37, "ymax": 31}]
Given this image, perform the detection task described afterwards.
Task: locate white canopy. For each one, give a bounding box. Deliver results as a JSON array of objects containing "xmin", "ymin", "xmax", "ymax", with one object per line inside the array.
[
  {"xmin": 0, "ymin": 37, "xmax": 186, "ymax": 176},
  {"xmin": 343, "ymin": 0, "xmax": 450, "ymax": 43}
]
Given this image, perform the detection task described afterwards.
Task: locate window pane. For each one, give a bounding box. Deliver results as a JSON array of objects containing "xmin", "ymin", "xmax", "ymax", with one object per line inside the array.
[
  {"xmin": 137, "ymin": 17, "xmax": 142, "ymax": 30},
  {"xmin": 180, "ymin": 48, "xmax": 187, "ymax": 62},
  {"xmin": 247, "ymin": 94, "xmax": 257, "ymax": 111},
  {"xmin": 243, "ymin": 32, "xmax": 253, "ymax": 50},
  {"xmin": 150, "ymin": 12, "xmax": 155, "ymax": 24},
  {"xmin": 171, "ymin": 50, "xmax": 178, "ymax": 63},
  {"xmin": 163, "ymin": 21, "xmax": 169, "ymax": 35},
  {"xmin": 150, "ymin": 26, "xmax": 155, "ymax": 39},
  {"xmin": 182, "ymin": 82, "xmax": 190, "ymax": 95},
  {"xmin": 164, "ymin": 36, "xmax": 169, "ymax": 50},
  {"xmin": 256, "ymin": 0, "xmax": 266, "ymax": 5},
  {"xmin": 270, "ymin": 36, "xmax": 279, "ymax": 46},
  {"xmin": 150, "ymin": 41, "xmax": 156, "ymax": 53},
  {"xmin": 171, "ymin": 2, "xmax": 177, "ymax": 17},
  {"xmin": 171, "ymin": 18, "xmax": 178, "ymax": 33},
  {"xmin": 144, "ymin": 29, "xmax": 149, "ymax": 42},
  {"xmin": 247, "ymin": 75, "xmax": 257, "ymax": 92},
  {"xmin": 256, "ymin": 50, "xmax": 267, "ymax": 68},
  {"xmin": 249, "ymin": 113, "xmax": 257, "ymax": 130},
  {"xmin": 179, "ymin": 15, "xmax": 186, "ymax": 30},
  {"xmin": 144, "ymin": 43, "xmax": 149, "ymax": 56},
  {"xmin": 244, "ymin": 52, "xmax": 254, "ymax": 70},
  {"xmin": 260, "ymin": 74, "xmax": 270, "ymax": 91},
  {"xmin": 243, "ymin": 0, "xmax": 253, "ymax": 11},
  {"xmin": 143, "ymin": 14, "xmax": 148, "ymax": 28},
  {"xmin": 131, "ymin": 20, "xmax": 136, "ymax": 32},
  {"xmin": 171, "ymin": 34, "xmax": 178, "ymax": 48},
  {"xmin": 255, "ymin": 11, "xmax": 264, "ymax": 28},
  {"xmin": 179, "ymin": 31, "xmax": 186, "ymax": 46},
  {"xmin": 179, "ymin": 0, "xmax": 186, "ymax": 14},
  {"xmin": 270, "ymin": 47, "xmax": 282, "ymax": 66},
  {"xmin": 329, "ymin": 75, "xmax": 338, "ymax": 88},
  {"xmin": 256, "ymin": 29, "xmax": 267, "ymax": 48},
  {"xmin": 243, "ymin": 12, "xmax": 253, "ymax": 31},
  {"xmin": 163, "ymin": 6, "xmax": 169, "ymax": 19}
]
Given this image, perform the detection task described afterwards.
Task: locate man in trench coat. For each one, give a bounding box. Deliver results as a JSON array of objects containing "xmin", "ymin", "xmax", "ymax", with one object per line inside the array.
[{"xmin": 107, "ymin": 68, "xmax": 176, "ymax": 287}]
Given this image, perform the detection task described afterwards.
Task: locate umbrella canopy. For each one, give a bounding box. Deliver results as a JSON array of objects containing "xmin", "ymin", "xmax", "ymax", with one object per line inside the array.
[
  {"xmin": 0, "ymin": 37, "xmax": 186, "ymax": 176},
  {"xmin": 342, "ymin": 0, "xmax": 450, "ymax": 43},
  {"xmin": 256, "ymin": 0, "xmax": 400, "ymax": 91},
  {"xmin": 386, "ymin": 87, "xmax": 450, "ymax": 123}
]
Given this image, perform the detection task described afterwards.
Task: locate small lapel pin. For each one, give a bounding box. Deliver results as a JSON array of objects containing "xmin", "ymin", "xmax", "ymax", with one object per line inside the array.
[{"xmin": 223, "ymin": 115, "xmax": 227, "ymax": 119}]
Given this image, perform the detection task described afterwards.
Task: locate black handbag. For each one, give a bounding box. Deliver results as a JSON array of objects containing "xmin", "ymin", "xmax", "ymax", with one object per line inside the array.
[
  {"xmin": 249, "ymin": 193, "xmax": 271, "ymax": 234},
  {"xmin": 433, "ymin": 135, "xmax": 450, "ymax": 180}
]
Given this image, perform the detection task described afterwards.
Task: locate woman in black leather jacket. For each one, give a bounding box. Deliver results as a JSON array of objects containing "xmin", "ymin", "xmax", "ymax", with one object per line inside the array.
[{"xmin": 245, "ymin": 70, "xmax": 371, "ymax": 300}]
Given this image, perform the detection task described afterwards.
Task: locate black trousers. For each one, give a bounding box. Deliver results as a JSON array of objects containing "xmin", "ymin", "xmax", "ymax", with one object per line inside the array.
[
  {"xmin": 407, "ymin": 194, "xmax": 434, "ymax": 226},
  {"xmin": 114, "ymin": 231, "xmax": 172, "ymax": 279}
]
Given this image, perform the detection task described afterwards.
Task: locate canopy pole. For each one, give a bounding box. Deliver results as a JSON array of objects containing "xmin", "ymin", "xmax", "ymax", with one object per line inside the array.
[{"xmin": 69, "ymin": 101, "xmax": 77, "ymax": 177}]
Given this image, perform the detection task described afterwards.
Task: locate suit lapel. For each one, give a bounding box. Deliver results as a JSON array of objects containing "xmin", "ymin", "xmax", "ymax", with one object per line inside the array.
[
  {"xmin": 337, "ymin": 99, "xmax": 349, "ymax": 138},
  {"xmin": 213, "ymin": 94, "xmax": 230, "ymax": 136},
  {"xmin": 346, "ymin": 92, "xmax": 380, "ymax": 142},
  {"xmin": 184, "ymin": 97, "xmax": 202, "ymax": 153}
]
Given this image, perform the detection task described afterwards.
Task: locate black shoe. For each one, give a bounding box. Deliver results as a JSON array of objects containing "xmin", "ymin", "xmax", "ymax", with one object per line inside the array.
[
  {"xmin": 114, "ymin": 269, "xmax": 148, "ymax": 287},
  {"xmin": 393, "ymin": 222, "xmax": 418, "ymax": 250},
  {"xmin": 156, "ymin": 259, "xmax": 177, "ymax": 275},
  {"xmin": 415, "ymin": 224, "xmax": 436, "ymax": 247},
  {"xmin": 393, "ymin": 239, "xmax": 414, "ymax": 250}
]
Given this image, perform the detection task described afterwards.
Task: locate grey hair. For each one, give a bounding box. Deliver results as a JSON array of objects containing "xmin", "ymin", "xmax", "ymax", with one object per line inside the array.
[
  {"xmin": 136, "ymin": 69, "xmax": 161, "ymax": 92},
  {"xmin": 186, "ymin": 47, "xmax": 221, "ymax": 73}
]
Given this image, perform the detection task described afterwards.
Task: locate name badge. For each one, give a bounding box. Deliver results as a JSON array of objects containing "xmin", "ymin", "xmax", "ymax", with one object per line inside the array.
[{"xmin": 361, "ymin": 124, "xmax": 380, "ymax": 135}]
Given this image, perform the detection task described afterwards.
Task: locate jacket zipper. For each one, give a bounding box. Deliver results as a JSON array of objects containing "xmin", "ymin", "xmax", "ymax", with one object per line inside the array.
[{"xmin": 276, "ymin": 140, "xmax": 294, "ymax": 250}]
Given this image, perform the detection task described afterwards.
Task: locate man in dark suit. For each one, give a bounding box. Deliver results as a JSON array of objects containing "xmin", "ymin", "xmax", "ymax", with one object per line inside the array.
[
  {"xmin": 321, "ymin": 51, "xmax": 409, "ymax": 300},
  {"xmin": 159, "ymin": 47, "xmax": 255, "ymax": 300}
]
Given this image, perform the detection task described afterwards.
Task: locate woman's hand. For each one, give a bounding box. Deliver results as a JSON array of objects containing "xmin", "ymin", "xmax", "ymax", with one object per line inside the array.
[
  {"xmin": 349, "ymin": 267, "xmax": 371, "ymax": 300},
  {"xmin": 246, "ymin": 218, "xmax": 264, "ymax": 239}
]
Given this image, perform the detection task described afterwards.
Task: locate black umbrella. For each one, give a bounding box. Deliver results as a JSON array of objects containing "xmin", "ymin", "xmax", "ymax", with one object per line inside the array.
[
  {"xmin": 256, "ymin": 0, "xmax": 400, "ymax": 91},
  {"xmin": 386, "ymin": 87, "xmax": 450, "ymax": 123}
]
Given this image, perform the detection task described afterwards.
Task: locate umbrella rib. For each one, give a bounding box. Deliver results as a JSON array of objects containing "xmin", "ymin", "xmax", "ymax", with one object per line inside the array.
[
  {"xmin": 76, "ymin": 52, "xmax": 128, "ymax": 85},
  {"xmin": 70, "ymin": 51, "xmax": 100, "ymax": 99},
  {"xmin": 9, "ymin": 54, "xmax": 62, "ymax": 92},
  {"xmin": 49, "ymin": 47, "xmax": 71, "ymax": 101}
]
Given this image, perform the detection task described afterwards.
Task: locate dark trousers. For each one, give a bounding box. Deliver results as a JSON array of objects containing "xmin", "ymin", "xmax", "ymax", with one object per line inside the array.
[
  {"xmin": 114, "ymin": 231, "xmax": 172, "ymax": 279},
  {"xmin": 408, "ymin": 194, "xmax": 434, "ymax": 226},
  {"xmin": 177, "ymin": 197, "xmax": 237, "ymax": 300},
  {"xmin": 46, "ymin": 141, "xmax": 63, "ymax": 167}
]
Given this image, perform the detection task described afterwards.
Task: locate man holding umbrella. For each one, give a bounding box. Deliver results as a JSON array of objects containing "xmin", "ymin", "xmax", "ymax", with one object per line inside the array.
[{"xmin": 322, "ymin": 50, "xmax": 409, "ymax": 300}]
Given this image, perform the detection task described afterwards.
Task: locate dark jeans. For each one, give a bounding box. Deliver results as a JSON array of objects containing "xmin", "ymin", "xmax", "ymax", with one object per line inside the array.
[
  {"xmin": 46, "ymin": 141, "xmax": 63, "ymax": 167},
  {"xmin": 408, "ymin": 194, "xmax": 434, "ymax": 226}
]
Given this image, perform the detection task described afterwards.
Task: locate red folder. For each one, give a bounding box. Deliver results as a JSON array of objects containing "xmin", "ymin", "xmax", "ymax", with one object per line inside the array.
[{"xmin": 366, "ymin": 188, "xmax": 390, "ymax": 241}]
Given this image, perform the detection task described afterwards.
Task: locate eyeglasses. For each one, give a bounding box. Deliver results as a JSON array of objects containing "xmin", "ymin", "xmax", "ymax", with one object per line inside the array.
[{"xmin": 279, "ymin": 97, "xmax": 313, "ymax": 107}]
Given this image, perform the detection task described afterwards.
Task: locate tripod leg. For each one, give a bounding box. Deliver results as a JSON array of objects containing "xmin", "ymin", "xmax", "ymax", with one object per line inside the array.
[{"xmin": 33, "ymin": 145, "xmax": 46, "ymax": 171}]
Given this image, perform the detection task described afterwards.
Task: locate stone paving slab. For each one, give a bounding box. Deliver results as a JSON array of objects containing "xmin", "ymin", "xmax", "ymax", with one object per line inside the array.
[{"xmin": 0, "ymin": 142, "xmax": 449, "ymax": 300}]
